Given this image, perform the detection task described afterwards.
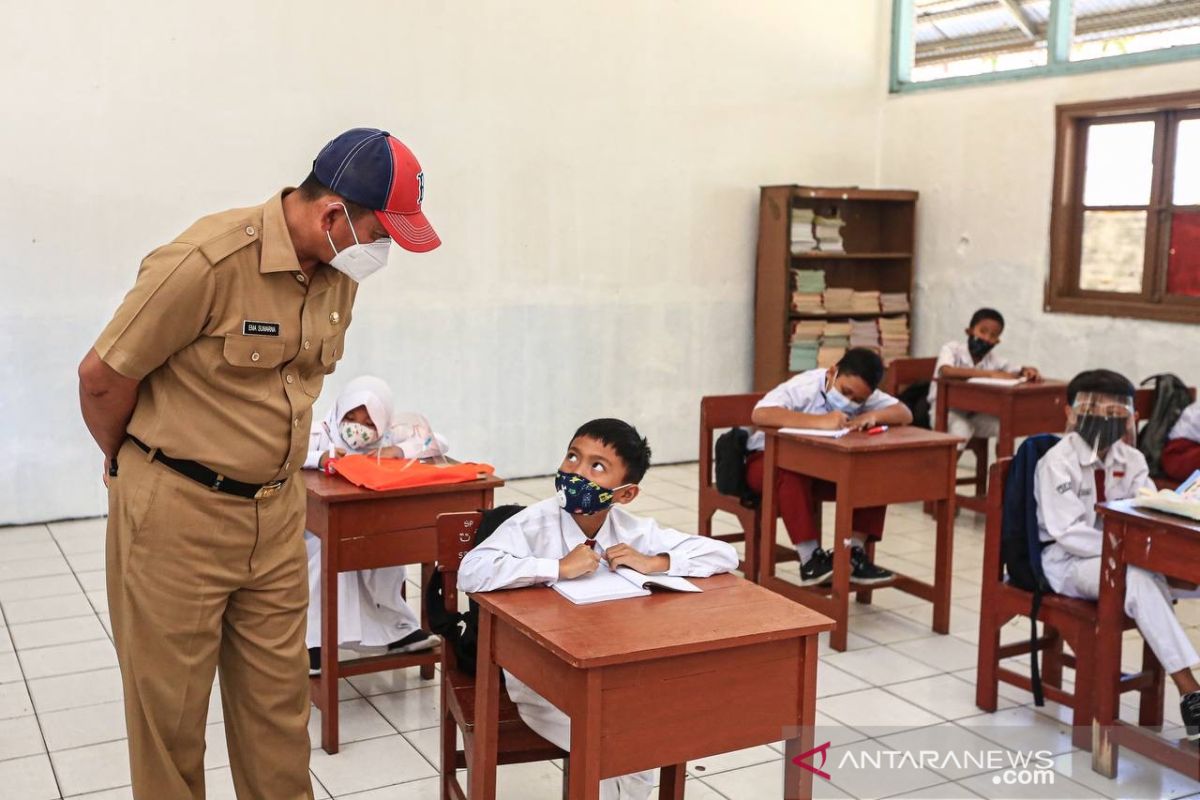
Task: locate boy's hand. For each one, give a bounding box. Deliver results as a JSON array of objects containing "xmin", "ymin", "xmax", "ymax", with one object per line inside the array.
[
  {"xmin": 816, "ymin": 411, "xmax": 850, "ymax": 430},
  {"xmin": 558, "ymin": 544, "xmax": 601, "ymax": 580},
  {"xmin": 1019, "ymin": 366, "xmax": 1042, "ymax": 382},
  {"xmin": 604, "ymin": 544, "xmax": 669, "ymax": 574},
  {"xmin": 850, "ymin": 413, "xmax": 880, "ymax": 431}
]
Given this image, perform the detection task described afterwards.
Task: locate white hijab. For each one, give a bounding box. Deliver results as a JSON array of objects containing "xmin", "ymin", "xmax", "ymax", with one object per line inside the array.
[{"xmin": 317, "ymin": 375, "xmax": 395, "ymax": 452}]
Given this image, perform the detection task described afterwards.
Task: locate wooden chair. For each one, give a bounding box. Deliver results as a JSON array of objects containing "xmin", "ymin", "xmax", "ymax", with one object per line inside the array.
[
  {"xmin": 1134, "ymin": 385, "xmax": 1198, "ymax": 491},
  {"xmin": 883, "ymin": 356, "xmax": 990, "ymax": 509},
  {"xmin": 697, "ymin": 393, "xmax": 800, "ymax": 580},
  {"xmin": 436, "ymin": 511, "xmax": 568, "ymax": 800},
  {"xmin": 975, "ymin": 456, "xmax": 1166, "ymax": 750}
]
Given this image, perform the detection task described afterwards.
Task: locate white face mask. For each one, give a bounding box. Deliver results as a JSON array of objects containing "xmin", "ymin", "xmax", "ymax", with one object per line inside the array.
[
  {"xmin": 339, "ymin": 420, "xmax": 380, "ymax": 450},
  {"xmin": 326, "ymin": 203, "xmax": 392, "ymax": 282}
]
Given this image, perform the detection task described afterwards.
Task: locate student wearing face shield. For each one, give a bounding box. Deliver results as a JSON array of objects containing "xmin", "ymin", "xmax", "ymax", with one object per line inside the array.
[{"xmin": 1035, "ymin": 370, "xmax": 1200, "ymax": 739}]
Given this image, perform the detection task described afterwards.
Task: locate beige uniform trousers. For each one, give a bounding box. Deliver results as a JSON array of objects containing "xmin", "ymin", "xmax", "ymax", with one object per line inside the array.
[{"xmin": 106, "ymin": 439, "xmax": 313, "ymax": 800}]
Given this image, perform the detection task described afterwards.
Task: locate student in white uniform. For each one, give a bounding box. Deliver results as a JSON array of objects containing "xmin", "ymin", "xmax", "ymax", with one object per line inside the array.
[
  {"xmin": 458, "ymin": 418, "xmax": 738, "ymax": 800},
  {"xmin": 927, "ymin": 308, "xmax": 1041, "ymax": 450},
  {"xmin": 1036, "ymin": 369, "xmax": 1200, "ymax": 738},
  {"xmin": 303, "ymin": 375, "xmax": 446, "ymax": 673},
  {"xmin": 745, "ymin": 348, "xmax": 912, "ymax": 586}
]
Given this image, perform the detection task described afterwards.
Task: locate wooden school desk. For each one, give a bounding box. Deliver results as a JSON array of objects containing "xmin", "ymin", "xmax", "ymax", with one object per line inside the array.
[
  {"xmin": 934, "ymin": 377, "xmax": 1067, "ymax": 513},
  {"xmin": 1092, "ymin": 501, "xmax": 1200, "ymax": 780},
  {"xmin": 303, "ymin": 469, "xmax": 504, "ymax": 754},
  {"xmin": 756, "ymin": 426, "xmax": 961, "ymax": 652},
  {"xmin": 470, "ymin": 573, "xmax": 833, "ymax": 800}
]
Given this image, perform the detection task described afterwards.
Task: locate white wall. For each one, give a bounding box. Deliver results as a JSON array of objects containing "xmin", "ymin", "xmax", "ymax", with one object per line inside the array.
[
  {"xmin": 0, "ymin": 1, "xmax": 888, "ymax": 524},
  {"xmin": 879, "ymin": 61, "xmax": 1200, "ymax": 386}
]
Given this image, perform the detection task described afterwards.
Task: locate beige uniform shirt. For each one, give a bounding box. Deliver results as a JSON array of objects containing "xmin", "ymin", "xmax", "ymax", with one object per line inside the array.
[{"xmin": 95, "ymin": 190, "xmax": 357, "ymax": 484}]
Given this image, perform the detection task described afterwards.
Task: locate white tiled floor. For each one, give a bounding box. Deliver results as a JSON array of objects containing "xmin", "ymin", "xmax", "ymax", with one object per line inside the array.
[{"xmin": 4, "ymin": 461, "xmax": 1200, "ymax": 798}]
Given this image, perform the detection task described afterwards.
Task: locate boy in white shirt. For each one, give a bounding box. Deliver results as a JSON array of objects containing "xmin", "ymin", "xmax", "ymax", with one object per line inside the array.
[
  {"xmin": 1163, "ymin": 400, "xmax": 1200, "ymax": 481},
  {"xmin": 458, "ymin": 418, "xmax": 738, "ymax": 800},
  {"xmin": 1036, "ymin": 369, "xmax": 1200, "ymax": 738},
  {"xmin": 745, "ymin": 348, "xmax": 912, "ymax": 586},
  {"xmin": 928, "ymin": 308, "xmax": 1041, "ymax": 449}
]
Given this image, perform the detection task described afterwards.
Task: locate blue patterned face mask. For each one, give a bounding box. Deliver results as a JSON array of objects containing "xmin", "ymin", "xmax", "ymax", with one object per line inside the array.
[{"xmin": 554, "ymin": 470, "xmax": 630, "ymax": 515}]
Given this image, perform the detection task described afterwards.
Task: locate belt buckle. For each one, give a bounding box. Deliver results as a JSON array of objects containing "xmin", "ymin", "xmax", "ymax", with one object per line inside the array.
[{"xmin": 254, "ymin": 481, "xmax": 284, "ymax": 500}]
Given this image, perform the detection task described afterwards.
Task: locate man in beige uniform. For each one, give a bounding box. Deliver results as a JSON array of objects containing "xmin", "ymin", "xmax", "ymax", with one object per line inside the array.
[{"xmin": 78, "ymin": 128, "xmax": 440, "ymax": 800}]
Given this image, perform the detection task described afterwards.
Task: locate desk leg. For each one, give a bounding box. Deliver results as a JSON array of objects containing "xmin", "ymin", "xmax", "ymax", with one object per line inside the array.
[
  {"xmin": 932, "ymin": 457, "xmax": 955, "ymax": 635},
  {"xmin": 320, "ymin": 532, "xmax": 340, "ymax": 754},
  {"xmin": 470, "ymin": 609, "xmax": 500, "ymax": 800},
  {"xmin": 829, "ymin": 497, "xmax": 853, "ymax": 652},
  {"xmin": 1092, "ymin": 520, "xmax": 1127, "ymax": 778},
  {"xmin": 784, "ymin": 636, "xmax": 819, "ymax": 800},
  {"xmin": 758, "ymin": 436, "xmax": 781, "ymax": 585},
  {"xmin": 658, "ymin": 764, "xmax": 686, "ymax": 800},
  {"xmin": 419, "ymin": 562, "xmax": 436, "ymax": 680},
  {"xmin": 996, "ymin": 416, "xmax": 1014, "ymax": 460},
  {"xmin": 568, "ymin": 671, "xmax": 603, "ymax": 800}
]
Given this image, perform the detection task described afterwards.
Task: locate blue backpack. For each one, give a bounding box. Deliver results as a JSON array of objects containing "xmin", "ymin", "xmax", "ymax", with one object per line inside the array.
[{"xmin": 1000, "ymin": 434, "xmax": 1061, "ymax": 705}]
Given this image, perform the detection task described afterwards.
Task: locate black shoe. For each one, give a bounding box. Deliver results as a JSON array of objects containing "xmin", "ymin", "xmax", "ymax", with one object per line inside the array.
[
  {"xmin": 308, "ymin": 647, "xmax": 321, "ymax": 676},
  {"xmin": 798, "ymin": 548, "xmax": 834, "ymax": 586},
  {"xmin": 387, "ymin": 629, "xmax": 440, "ymax": 654},
  {"xmin": 1181, "ymin": 691, "xmax": 1200, "ymax": 741},
  {"xmin": 849, "ymin": 546, "xmax": 893, "ymax": 586}
]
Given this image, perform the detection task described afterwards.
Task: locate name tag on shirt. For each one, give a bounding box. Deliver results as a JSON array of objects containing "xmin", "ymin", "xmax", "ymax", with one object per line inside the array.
[{"xmin": 242, "ymin": 320, "xmax": 280, "ymax": 337}]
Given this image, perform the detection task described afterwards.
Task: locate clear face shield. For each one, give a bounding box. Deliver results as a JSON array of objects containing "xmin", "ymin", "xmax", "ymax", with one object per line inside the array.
[
  {"xmin": 1067, "ymin": 392, "xmax": 1136, "ymax": 461},
  {"xmin": 390, "ymin": 412, "xmax": 449, "ymax": 465}
]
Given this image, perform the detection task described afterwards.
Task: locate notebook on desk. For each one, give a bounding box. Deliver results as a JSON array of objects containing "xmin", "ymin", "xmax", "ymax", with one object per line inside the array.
[
  {"xmin": 966, "ymin": 377, "xmax": 1026, "ymax": 387},
  {"xmin": 778, "ymin": 427, "xmax": 850, "ymax": 438},
  {"xmin": 551, "ymin": 565, "xmax": 700, "ymax": 605}
]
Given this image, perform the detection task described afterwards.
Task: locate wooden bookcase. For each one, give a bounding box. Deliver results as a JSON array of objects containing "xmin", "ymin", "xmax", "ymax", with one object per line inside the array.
[{"xmin": 752, "ymin": 185, "xmax": 919, "ymax": 391}]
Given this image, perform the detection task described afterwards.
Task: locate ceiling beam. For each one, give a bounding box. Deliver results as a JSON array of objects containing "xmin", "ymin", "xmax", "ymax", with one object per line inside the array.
[{"xmin": 997, "ymin": 0, "xmax": 1037, "ymax": 39}]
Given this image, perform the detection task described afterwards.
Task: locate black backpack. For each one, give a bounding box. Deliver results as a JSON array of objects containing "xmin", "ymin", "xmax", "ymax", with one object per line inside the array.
[
  {"xmin": 714, "ymin": 427, "xmax": 759, "ymax": 508},
  {"xmin": 897, "ymin": 380, "xmax": 932, "ymax": 430},
  {"xmin": 424, "ymin": 504, "xmax": 525, "ymax": 675},
  {"xmin": 1137, "ymin": 373, "xmax": 1193, "ymax": 478}
]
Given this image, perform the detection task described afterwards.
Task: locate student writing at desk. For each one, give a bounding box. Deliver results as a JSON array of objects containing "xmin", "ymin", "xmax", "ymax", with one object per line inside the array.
[
  {"xmin": 745, "ymin": 348, "xmax": 912, "ymax": 587},
  {"xmin": 458, "ymin": 418, "xmax": 737, "ymax": 800},
  {"xmin": 303, "ymin": 376, "xmax": 446, "ymax": 674},
  {"xmin": 1036, "ymin": 369, "xmax": 1200, "ymax": 739},
  {"xmin": 928, "ymin": 307, "xmax": 1041, "ymax": 450}
]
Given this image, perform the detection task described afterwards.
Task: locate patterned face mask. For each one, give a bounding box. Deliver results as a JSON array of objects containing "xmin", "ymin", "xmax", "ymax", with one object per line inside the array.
[
  {"xmin": 340, "ymin": 420, "xmax": 380, "ymax": 450},
  {"xmin": 554, "ymin": 470, "xmax": 630, "ymax": 516}
]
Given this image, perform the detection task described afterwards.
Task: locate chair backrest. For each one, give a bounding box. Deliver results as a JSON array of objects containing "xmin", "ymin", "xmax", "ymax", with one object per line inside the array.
[
  {"xmin": 435, "ymin": 511, "xmax": 484, "ymax": 617},
  {"xmin": 698, "ymin": 393, "xmax": 763, "ymax": 489},
  {"xmin": 983, "ymin": 457, "xmax": 1012, "ymax": 587},
  {"xmin": 881, "ymin": 357, "xmax": 936, "ymax": 397}
]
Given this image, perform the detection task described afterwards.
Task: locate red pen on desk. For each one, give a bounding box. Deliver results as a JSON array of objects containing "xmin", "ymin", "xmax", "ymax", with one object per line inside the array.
[{"xmin": 867, "ymin": 425, "xmax": 889, "ymax": 435}]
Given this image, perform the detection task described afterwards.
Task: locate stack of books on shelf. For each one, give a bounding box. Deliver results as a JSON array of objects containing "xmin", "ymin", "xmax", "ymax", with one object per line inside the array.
[
  {"xmin": 817, "ymin": 321, "xmax": 850, "ymax": 368},
  {"xmin": 823, "ymin": 287, "xmax": 854, "ymax": 315},
  {"xmin": 879, "ymin": 316, "xmax": 911, "ymax": 363},
  {"xmin": 851, "ymin": 290, "xmax": 880, "ymax": 314},
  {"xmin": 814, "ymin": 212, "xmax": 845, "ymax": 253},
  {"xmin": 788, "ymin": 319, "xmax": 823, "ymax": 371},
  {"xmin": 790, "ymin": 269, "xmax": 826, "ymax": 314},
  {"xmin": 849, "ymin": 319, "xmax": 881, "ymax": 351},
  {"xmin": 880, "ymin": 292, "xmax": 910, "ymax": 313},
  {"xmin": 790, "ymin": 208, "xmax": 817, "ymax": 254}
]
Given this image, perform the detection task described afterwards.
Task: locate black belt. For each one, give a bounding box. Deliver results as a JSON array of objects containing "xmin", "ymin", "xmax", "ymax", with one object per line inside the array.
[{"xmin": 128, "ymin": 437, "xmax": 286, "ymax": 500}]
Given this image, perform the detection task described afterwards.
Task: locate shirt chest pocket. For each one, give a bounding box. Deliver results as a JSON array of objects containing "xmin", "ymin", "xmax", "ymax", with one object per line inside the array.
[
  {"xmin": 219, "ymin": 334, "xmax": 286, "ymax": 401},
  {"xmin": 300, "ymin": 331, "xmax": 346, "ymax": 398}
]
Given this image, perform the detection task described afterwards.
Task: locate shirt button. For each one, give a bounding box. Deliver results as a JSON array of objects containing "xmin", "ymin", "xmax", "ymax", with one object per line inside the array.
[
  {"xmin": 303, "ymin": 340, "xmax": 311, "ymax": 350},
  {"xmin": 250, "ymin": 352, "xmax": 260, "ymax": 362},
  {"xmin": 295, "ymin": 273, "xmax": 306, "ymax": 283},
  {"xmin": 245, "ymin": 226, "xmax": 256, "ymax": 236},
  {"xmin": 294, "ymin": 418, "xmax": 299, "ymax": 427},
  {"xmin": 286, "ymin": 374, "xmax": 294, "ymax": 384}
]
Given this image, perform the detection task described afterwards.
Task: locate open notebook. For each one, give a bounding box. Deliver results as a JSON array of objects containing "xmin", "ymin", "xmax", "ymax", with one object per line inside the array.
[
  {"xmin": 778, "ymin": 427, "xmax": 849, "ymax": 438},
  {"xmin": 1134, "ymin": 469, "xmax": 1200, "ymax": 521},
  {"xmin": 966, "ymin": 376, "xmax": 1026, "ymax": 387},
  {"xmin": 551, "ymin": 564, "xmax": 700, "ymax": 605}
]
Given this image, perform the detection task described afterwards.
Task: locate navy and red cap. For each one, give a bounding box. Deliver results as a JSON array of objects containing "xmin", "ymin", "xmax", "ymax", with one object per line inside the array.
[{"xmin": 313, "ymin": 128, "xmax": 440, "ymax": 253}]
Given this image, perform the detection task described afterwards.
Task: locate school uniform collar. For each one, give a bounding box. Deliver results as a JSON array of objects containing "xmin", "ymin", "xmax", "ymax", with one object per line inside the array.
[
  {"xmin": 558, "ymin": 506, "xmax": 616, "ymax": 553},
  {"xmin": 259, "ymin": 189, "xmax": 304, "ymax": 275}
]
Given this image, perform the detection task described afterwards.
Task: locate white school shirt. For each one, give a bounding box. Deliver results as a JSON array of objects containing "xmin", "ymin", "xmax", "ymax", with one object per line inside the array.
[
  {"xmin": 926, "ymin": 340, "xmax": 1015, "ymax": 405},
  {"xmin": 456, "ymin": 498, "xmax": 739, "ymax": 592},
  {"xmin": 1034, "ymin": 433, "xmax": 1154, "ymax": 558},
  {"xmin": 1169, "ymin": 401, "xmax": 1200, "ymax": 442},
  {"xmin": 746, "ymin": 367, "xmax": 899, "ymax": 452}
]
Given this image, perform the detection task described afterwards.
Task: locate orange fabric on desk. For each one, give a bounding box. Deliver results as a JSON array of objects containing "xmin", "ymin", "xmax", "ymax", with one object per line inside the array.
[{"xmin": 332, "ymin": 455, "xmax": 495, "ymax": 491}]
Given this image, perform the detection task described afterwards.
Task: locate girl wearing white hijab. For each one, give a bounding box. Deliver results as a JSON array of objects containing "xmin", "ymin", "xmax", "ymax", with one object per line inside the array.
[{"xmin": 302, "ymin": 375, "xmax": 448, "ymax": 673}]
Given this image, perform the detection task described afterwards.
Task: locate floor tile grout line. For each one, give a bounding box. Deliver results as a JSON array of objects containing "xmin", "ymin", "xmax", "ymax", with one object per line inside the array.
[{"xmin": 0, "ymin": 596, "xmax": 67, "ymax": 799}]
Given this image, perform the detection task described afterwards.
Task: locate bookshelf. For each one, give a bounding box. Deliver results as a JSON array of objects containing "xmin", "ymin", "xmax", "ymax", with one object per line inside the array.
[{"xmin": 752, "ymin": 185, "xmax": 918, "ymax": 392}]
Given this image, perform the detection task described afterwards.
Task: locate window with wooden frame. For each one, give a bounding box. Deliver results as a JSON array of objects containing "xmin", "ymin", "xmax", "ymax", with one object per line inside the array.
[{"xmin": 1046, "ymin": 90, "xmax": 1200, "ymax": 324}]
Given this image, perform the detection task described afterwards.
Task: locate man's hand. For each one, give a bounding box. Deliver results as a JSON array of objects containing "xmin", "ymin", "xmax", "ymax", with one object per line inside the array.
[
  {"xmin": 604, "ymin": 543, "xmax": 669, "ymax": 575},
  {"xmin": 558, "ymin": 543, "xmax": 601, "ymax": 580},
  {"xmin": 1019, "ymin": 366, "xmax": 1042, "ymax": 382},
  {"xmin": 815, "ymin": 411, "xmax": 850, "ymax": 430},
  {"xmin": 102, "ymin": 460, "xmax": 112, "ymax": 489}
]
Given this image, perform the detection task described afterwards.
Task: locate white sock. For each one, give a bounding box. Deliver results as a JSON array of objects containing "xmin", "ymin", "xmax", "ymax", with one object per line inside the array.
[
  {"xmin": 796, "ymin": 540, "xmax": 819, "ymax": 561},
  {"xmin": 850, "ymin": 535, "xmax": 867, "ymax": 550}
]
